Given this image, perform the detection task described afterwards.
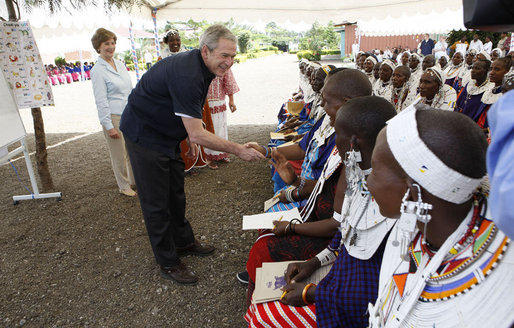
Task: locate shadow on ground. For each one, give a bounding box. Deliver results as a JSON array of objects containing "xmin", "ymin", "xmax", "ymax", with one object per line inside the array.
[{"xmin": 0, "ymin": 124, "xmax": 275, "ymax": 327}]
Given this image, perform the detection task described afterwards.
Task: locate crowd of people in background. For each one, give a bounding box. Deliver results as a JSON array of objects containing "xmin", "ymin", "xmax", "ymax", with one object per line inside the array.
[{"xmin": 45, "ymin": 62, "xmax": 93, "ymax": 86}]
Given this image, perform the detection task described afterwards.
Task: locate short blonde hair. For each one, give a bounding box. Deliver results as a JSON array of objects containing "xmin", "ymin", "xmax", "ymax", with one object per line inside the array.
[{"xmin": 91, "ymin": 28, "xmax": 117, "ymax": 54}]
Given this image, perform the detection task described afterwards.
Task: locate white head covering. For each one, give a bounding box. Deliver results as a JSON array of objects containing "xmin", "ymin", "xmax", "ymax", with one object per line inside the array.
[
  {"xmin": 381, "ymin": 59, "xmax": 396, "ymax": 71},
  {"xmin": 425, "ymin": 66, "xmax": 445, "ymax": 85},
  {"xmin": 478, "ymin": 50, "xmax": 492, "ymax": 61},
  {"xmin": 467, "ymin": 48, "xmax": 478, "ymax": 56},
  {"xmin": 386, "ymin": 104, "xmax": 483, "ymax": 204},
  {"xmin": 491, "ymin": 48, "xmax": 503, "ymax": 57},
  {"xmin": 365, "ymin": 56, "xmax": 378, "ymax": 66}
]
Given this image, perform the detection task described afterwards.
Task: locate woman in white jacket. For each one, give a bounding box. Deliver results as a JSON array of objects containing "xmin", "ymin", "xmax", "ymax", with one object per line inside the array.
[{"xmin": 90, "ymin": 28, "xmax": 136, "ymax": 197}]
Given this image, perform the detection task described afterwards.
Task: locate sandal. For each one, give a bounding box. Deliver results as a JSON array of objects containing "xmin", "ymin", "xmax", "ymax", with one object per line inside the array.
[{"xmin": 208, "ymin": 162, "xmax": 219, "ymax": 170}]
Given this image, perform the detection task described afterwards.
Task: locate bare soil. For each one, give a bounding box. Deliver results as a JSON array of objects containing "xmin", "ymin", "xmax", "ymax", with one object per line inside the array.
[{"xmin": 0, "ymin": 124, "xmax": 275, "ymax": 327}]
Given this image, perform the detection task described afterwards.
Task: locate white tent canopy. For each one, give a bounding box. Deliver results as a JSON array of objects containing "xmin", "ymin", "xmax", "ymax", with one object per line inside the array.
[
  {"xmin": 0, "ymin": 0, "xmax": 466, "ymax": 55},
  {"xmin": 143, "ymin": 0, "xmax": 464, "ymax": 33}
]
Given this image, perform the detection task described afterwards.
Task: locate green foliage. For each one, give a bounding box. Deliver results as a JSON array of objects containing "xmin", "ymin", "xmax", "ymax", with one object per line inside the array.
[
  {"xmin": 299, "ymin": 21, "xmax": 340, "ymax": 53},
  {"xmin": 320, "ymin": 49, "xmax": 341, "ymax": 55},
  {"xmin": 122, "ymin": 50, "xmax": 133, "ymax": 65},
  {"xmin": 296, "ymin": 50, "xmax": 321, "ymax": 61},
  {"xmin": 447, "ymin": 30, "xmax": 502, "ymax": 55},
  {"xmin": 54, "ymin": 56, "xmax": 66, "ymax": 66},
  {"xmin": 238, "ymin": 31, "xmax": 251, "ymax": 53}
]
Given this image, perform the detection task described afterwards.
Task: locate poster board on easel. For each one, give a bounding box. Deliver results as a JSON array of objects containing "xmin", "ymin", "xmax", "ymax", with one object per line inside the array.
[{"xmin": 0, "ymin": 21, "xmax": 61, "ymax": 204}]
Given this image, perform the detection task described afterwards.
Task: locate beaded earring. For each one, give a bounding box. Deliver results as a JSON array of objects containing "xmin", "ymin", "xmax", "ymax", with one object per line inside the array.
[
  {"xmin": 343, "ymin": 143, "xmax": 362, "ymax": 184},
  {"xmin": 395, "ymin": 183, "xmax": 433, "ymax": 261}
]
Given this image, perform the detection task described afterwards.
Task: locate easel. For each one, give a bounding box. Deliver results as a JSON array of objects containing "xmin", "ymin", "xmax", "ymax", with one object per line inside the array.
[{"xmin": 1, "ymin": 138, "xmax": 62, "ymax": 205}]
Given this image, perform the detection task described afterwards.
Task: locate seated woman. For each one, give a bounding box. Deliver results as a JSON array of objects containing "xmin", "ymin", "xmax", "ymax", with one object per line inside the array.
[
  {"xmin": 291, "ymin": 59, "xmax": 309, "ymax": 101},
  {"xmin": 373, "ymin": 59, "xmax": 395, "ymax": 98},
  {"xmin": 367, "ymin": 105, "xmax": 514, "ymax": 328},
  {"xmin": 491, "ymin": 48, "xmax": 503, "ymax": 61},
  {"xmin": 417, "ymin": 66, "xmax": 457, "ymax": 110},
  {"xmin": 421, "ymin": 55, "xmax": 436, "ymax": 72},
  {"xmin": 409, "ymin": 55, "xmax": 437, "ymax": 96},
  {"xmin": 390, "ymin": 65, "xmax": 415, "ymax": 112},
  {"xmin": 265, "ymin": 68, "xmax": 370, "ymax": 203},
  {"xmin": 277, "ymin": 63, "xmax": 318, "ymax": 127},
  {"xmin": 438, "ymin": 54, "xmax": 449, "ymax": 70},
  {"xmin": 364, "ymin": 55, "xmax": 377, "ymax": 82},
  {"xmin": 399, "ymin": 51, "xmax": 410, "ymax": 67},
  {"xmin": 268, "ymin": 66, "xmax": 336, "ymax": 191},
  {"xmin": 444, "ymin": 51, "xmax": 465, "ymax": 89},
  {"xmin": 407, "ymin": 53, "xmax": 423, "ymax": 96},
  {"xmin": 455, "ymin": 48, "xmax": 477, "ymax": 93},
  {"xmin": 356, "ymin": 51, "xmax": 366, "ymax": 71},
  {"xmin": 473, "ymin": 57, "xmax": 510, "ymax": 130},
  {"xmin": 372, "ymin": 61, "xmax": 381, "ymax": 86},
  {"xmin": 455, "ymin": 59, "xmax": 494, "ymax": 122},
  {"xmin": 245, "ymin": 96, "xmax": 397, "ymax": 328}
]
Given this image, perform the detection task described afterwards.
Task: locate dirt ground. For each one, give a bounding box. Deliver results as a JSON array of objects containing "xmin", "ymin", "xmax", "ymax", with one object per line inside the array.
[{"xmin": 0, "ymin": 124, "xmax": 275, "ymax": 327}]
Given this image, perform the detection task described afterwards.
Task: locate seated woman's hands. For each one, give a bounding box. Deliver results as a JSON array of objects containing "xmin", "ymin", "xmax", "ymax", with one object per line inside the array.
[
  {"xmin": 271, "ymin": 149, "xmax": 297, "ymax": 185},
  {"xmin": 272, "ymin": 220, "xmax": 290, "ymax": 236},
  {"xmin": 280, "ymin": 281, "xmax": 309, "ymax": 306},
  {"xmin": 285, "ymin": 258, "xmax": 320, "ymax": 284}
]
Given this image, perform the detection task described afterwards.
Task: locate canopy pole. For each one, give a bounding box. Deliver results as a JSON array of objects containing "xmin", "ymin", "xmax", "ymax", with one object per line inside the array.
[
  {"xmin": 152, "ymin": 8, "xmax": 161, "ymax": 58},
  {"xmin": 129, "ymin": 20, "xmax": 141, "ymax": 81}
]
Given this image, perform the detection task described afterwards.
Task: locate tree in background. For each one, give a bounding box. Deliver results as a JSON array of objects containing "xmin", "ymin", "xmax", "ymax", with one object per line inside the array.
[
  {"xmin": 237, "ymin": 31, "xmax": 251, "ymax": 53},
  {"xmin": 447, "ymin": 29, "xmax": 502, "ymax": 56},
  {"xmin": 300, "ymin": 21, "xmax": 339, "ymax": 55}
]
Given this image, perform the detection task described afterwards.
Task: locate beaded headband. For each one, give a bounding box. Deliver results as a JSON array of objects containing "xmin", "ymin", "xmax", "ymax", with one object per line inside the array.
[
  {"xmin": 165, "ymin": 29, "xmax": 179, "ymax": 38},
  {"xmin": 381, "ymin": 59, "xmax": 396, "ymax": 71},
  {"xmin": 386, "ymin": 105, "xmax": 483, "ymax": 204},
  {"xmin": 365, "ymin": 56, "xmax": 377, "ymax": 66},
  {"xmin": 322, "ymin": 65, "xmax": 332, "ymax": 75},
  {"xmin": 426, "ymin": 66, "xmax": 443, "ymax": 84},
  {"xmin": 478, "ymin": 50, "xmax": 491, "ymax": 61}
]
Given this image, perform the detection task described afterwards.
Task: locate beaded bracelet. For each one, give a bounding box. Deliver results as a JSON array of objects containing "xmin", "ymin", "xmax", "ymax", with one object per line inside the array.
[
  {"xmin": 285, "ymin": 188, "xmax": 295, "ymax": 203},
  {"xmin": 302, "ymin": 283, "xmax": 316, "ymax": 305},
  {"xmin": 298, "ymin": 177, "xmax": 306, "ymax": 192}
]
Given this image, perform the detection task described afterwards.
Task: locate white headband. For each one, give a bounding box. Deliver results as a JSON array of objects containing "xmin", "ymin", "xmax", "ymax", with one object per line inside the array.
[
  {"xmin": 492, "ymin": 48, "xmax": 502, "ymax": 56},
  {"xmin": 426, "ymin": 66, "xmax": 444, "ymax": 84},
  {"xmin": 366, "ymin": 56, "xmax": 377, "ymax": 66},
  {"xmin": 381, "ymin": 59, "xmax": 396, "ymax": 71},
  {"xmin": 478, "ymin": 50, "xmax": 491, "ymax": 61},
  {"xmin": 386, "ymin": 105, "xmax": 483, "ymax": 204}
]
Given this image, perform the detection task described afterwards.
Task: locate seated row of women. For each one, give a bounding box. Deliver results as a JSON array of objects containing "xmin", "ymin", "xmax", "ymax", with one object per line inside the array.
[
  {"xmin": 240, "ymin": 64, "xmax": 514, "ymax": 327},
  {"xmin": 357, "ymin": 50, "xmax": 513, "ymax": 132}
]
